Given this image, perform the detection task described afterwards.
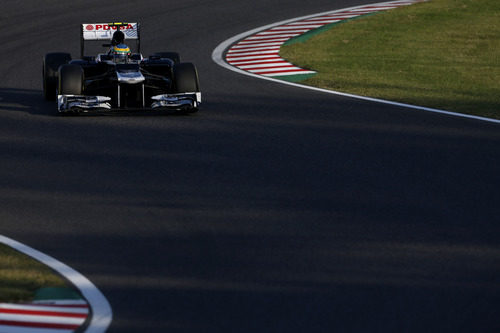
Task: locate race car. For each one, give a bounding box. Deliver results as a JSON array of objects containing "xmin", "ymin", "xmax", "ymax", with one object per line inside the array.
[{"xmin": 42, "ymin": 22, "xmax": 201, "ymax": 114}]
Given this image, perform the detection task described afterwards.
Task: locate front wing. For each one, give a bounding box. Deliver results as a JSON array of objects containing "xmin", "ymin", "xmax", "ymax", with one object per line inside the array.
[{"xmin": 57, "ymin": 92, "xmax": 201, "ymax": 113}]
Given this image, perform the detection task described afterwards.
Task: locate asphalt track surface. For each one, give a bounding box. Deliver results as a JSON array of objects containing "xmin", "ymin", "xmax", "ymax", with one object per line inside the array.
[{"xmin": 1, "ymin": 1, "xmax": 499, "ymax": 332}]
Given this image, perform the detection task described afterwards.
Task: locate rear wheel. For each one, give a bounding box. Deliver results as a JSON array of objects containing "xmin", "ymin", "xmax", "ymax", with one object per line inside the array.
[
  {"xmin": 58, "ymin": 64, "xmax": 83, "ymax": 95},
  {"xmin": 43, "ymin": 52, "xmax": 71, "ymax": 100},
  {"xmin": 151, "ymin": 52, "xmax": 180, "ymax": 64}
]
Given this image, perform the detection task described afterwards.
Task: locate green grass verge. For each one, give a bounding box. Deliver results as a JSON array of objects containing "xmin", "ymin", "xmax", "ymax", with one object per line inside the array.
[
  {"xmin": 0, "ymin": 244, "xmax": 70, "ymax": 302},
  {"xmin": 280, "ymin": 0, "xmax": 500, "ymax": 119}
]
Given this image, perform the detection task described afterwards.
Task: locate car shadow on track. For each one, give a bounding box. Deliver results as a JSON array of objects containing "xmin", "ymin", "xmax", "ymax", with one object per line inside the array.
[{"xmin": 0, "ymin": 87, "xmax": 56, "ymax": 116}]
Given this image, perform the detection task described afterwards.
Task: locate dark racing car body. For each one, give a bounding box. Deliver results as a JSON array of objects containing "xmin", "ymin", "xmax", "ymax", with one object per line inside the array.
[{"xmin": 43, "ymin": 22, "xmax": 201, "ymax": 114}]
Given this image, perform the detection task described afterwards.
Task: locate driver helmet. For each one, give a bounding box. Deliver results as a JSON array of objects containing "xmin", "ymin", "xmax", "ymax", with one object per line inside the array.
[
  {"xmin": 112, "ymin": 44, "xmax": 131, "ymax": 63},
  {"xmin": 111, "ymin": 30, "xmax": 125, "ymax": 46}
]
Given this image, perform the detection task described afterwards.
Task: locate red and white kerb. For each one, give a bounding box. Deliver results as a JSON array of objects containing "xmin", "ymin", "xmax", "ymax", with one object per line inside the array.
[{"xmin": 225, "ymin": 0, "xmax": 426, "ymax": 78}]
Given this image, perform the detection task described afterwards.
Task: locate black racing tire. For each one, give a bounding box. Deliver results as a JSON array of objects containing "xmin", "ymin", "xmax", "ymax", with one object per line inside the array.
[
  {"xmin": 173, "ymin": 62, "xmax": 200, "ymax": 93},
  {"xmin": 58, "ymin": 64, "xmax": 83, "ymax": 96},
  {"xmin": 173, "ymin": 63, "xmax": 200, "ymax": 114},
  {"xmin": 43, "ymin": 52, "xmax": 71, "ymax": 100},
  {"xmin": 151, "ymin": 52, "xmax": 180, "ymax": 64}
]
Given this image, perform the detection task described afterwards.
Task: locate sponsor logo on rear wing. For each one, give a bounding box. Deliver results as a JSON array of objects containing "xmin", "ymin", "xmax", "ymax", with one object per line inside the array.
[{"xmin": 82, "ymin": 23, "xmax": 139, "ymax": 40}]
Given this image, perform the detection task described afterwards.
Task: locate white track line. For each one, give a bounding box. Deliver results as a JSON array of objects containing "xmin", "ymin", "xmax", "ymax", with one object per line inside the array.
[
  {"xmin": 212, "ymin": 0, "xmax": 500, "ymax": 125},
  {"xmin": 0, "ymin": 326, "xmax": 74, "ymax": 333},
  {"xmin": 0, "ymin": 235, "xmax": 113, "ymax": 333}
]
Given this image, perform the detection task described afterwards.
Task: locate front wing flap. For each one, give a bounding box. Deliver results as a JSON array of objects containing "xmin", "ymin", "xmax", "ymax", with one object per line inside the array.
[
  {"xmin": 151, "ymin": 92, "xmax": 201, "ymax": 109},
  {"xmin": 58, "ymin": 95, "xmax": 112, "ymax": 112}
]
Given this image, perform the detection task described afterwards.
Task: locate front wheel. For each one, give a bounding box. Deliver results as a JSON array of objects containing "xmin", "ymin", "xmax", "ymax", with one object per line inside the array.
[
  {"xmin": 173, "ymin": 62, "xmax": 200, "ymax": 93},
  {"xmin": 43, "ymin": 52, "xmax": 71, "ymax": 100},
  {"xmin": 58, "ymin": 64, "xmax": 84, "ymax": 96},
  {"xmin": 173, "ymin": 63, "xmax": 200, "ymax": 113}
]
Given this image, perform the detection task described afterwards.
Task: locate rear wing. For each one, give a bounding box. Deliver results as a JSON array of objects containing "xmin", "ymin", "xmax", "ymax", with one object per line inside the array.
[{"xmin": 80, "ymin": 22, "xmax": 140, "ymax": 57}]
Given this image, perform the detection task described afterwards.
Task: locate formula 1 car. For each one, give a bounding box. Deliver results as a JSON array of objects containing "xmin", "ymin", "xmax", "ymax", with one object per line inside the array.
[{"xmin": 42, "ymin": 22, "xmax": 201, "ymax": 114}]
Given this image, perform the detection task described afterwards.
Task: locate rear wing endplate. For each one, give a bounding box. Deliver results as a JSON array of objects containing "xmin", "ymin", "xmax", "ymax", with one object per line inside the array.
[{"xmin": 80, "ymin": 22, "xmax": 140, "ymax": 57}]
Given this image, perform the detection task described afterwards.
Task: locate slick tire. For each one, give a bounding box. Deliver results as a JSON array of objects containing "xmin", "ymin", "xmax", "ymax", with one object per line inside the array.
[
  {"xmin": 173, "ymin": 62, "xmax": 200, "ymax": 113},
  {"xmin": 173, "ymin": 62, "xmax": 200, "ymax": 93},
  {"xmin": 43, "ymin": 52, "xmax": 71, "ymax": 100},
  {"xmin": 58, "ymin": 64, "xmax": 84, "ymax": 96}
]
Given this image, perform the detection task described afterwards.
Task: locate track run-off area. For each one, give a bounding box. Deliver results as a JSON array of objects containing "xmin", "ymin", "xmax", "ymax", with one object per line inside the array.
[
  {"xmin": 1, "ymin": 0, "xmax": 499, "ymax": 332},
  {"xmin": 221, "ymin": 0, "xmax": 425, "ymax": 78},
  {"xmin": 214, "ymin": 0, "xmax": 500, "ymax": 125}
]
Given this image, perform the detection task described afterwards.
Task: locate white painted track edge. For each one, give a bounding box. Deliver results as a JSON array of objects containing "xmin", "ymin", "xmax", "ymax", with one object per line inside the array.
[
  {"xmin": 212, "ymin": 0, "xmax": 500, "ymax": 125},
  {"xmin": 0, "ymin": 235, "xmax": 112, "ymax": 333}
]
